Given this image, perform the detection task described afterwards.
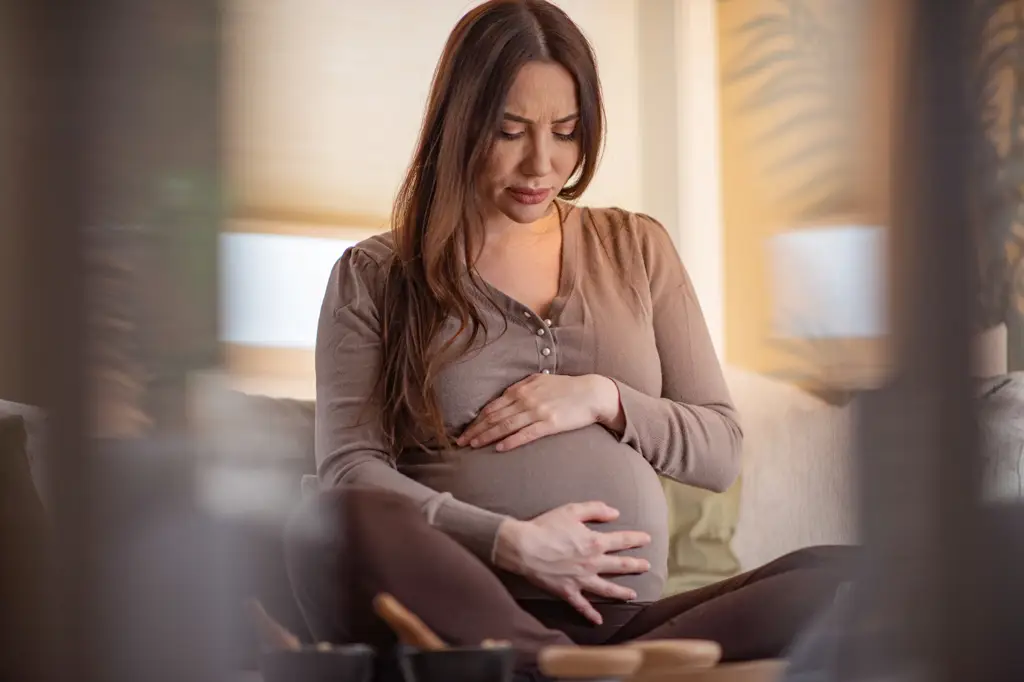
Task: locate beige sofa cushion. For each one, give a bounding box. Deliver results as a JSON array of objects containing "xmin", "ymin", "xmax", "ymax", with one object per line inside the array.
[
  {"xmin": 661, "ymin": 366, "xmax": 858, "ymax": 592},
  {"xmin": 727, "ymin": 367, "xmax": 858, "ymax": 571}
]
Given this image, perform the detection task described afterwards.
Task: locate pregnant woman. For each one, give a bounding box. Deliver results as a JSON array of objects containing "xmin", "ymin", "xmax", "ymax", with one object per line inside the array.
[{"xmin": 286, "ymin": 0, "xmax": 849, "ymax": 675}]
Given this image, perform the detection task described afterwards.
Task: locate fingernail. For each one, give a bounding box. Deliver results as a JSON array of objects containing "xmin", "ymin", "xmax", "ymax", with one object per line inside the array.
[
  {"xmin": 629, "ymin": 592, "xmax": 638, "ymax": 601},
  {"xmin": 470, "ymin": 439, "xmax": 479, "ymax": 447},
  {"xmin": 495, "ymin": 443, "xmax": 505, "ymax": 452}
]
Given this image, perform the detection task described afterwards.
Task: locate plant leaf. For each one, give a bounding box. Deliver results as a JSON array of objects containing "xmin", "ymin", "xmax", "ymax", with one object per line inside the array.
[
  {"xmin": 983, "ymin": 16, "xmax": 1018, "ymax": 45},
  {"xmin": 751, "ymin": 107, "xmax": 835, "ymax": 148},
  {"xmin": 976, "ymin": 79, "xmax": 1003, "ymax": 110},
  {"xmin": 728, "ymin": 24, "xmax": 793, "ymax": 73},
  {"xmin": 764, "ymin": 136, "xmax": 844, "ymax": 174},
  {"xmin": 971, "ymin": 0, "xmax": 1015, "ymax": 39},
  {"xmin": 1001, "ymin": 157, "xmax": 1024, "ymax": 183},
  {"xmin": 779, "ymin": 165, "xmax": 847, "ymax": 206},
  {"xmin": 738, "ymin": 72, "xmax": 825, "ymax": 112},
  {"xmin": 977, "ymin": 42, "xmax": 1014, "ymax": 83},
  {"xmin": 726, "ymin": 50, "xmax": 804, "ymax": 83},
  {"xmin": 736, "ymin": 14, "xmax": 790, "ymax": 39}
]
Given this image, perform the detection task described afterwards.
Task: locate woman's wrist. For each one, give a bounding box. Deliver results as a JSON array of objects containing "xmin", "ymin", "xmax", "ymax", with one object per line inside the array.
[
  {"xmin": 494, "ymin": 517, "xmax": 529, "ymax": 572},
  {"xmin": 588, "ymin": 375, "xmax": 625, "ymax": 432}
]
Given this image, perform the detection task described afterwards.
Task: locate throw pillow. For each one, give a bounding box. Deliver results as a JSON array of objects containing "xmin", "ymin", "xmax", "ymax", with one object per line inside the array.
[
  {"xmin": 978, "ymin": 372, "xmax": 1024, "ymax": 502},
  {"xmin": 660, "ymin": 477, "xmax": 742, "ymax": 595}
]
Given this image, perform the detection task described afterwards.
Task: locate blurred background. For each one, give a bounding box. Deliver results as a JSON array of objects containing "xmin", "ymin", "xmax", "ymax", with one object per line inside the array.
[{"xmin": 1, "ymin": 0, "xmax": 1022, "ymax": 681}]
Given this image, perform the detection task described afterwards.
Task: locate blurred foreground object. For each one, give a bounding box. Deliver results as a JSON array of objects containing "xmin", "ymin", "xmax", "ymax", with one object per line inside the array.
[
  {"xmin": 7, "ymin": 0, "xmax": 226, "ymax": 681},
  {"xmin": 778, "ymin": 0, "xmax": 1024, "ymax": 680}
]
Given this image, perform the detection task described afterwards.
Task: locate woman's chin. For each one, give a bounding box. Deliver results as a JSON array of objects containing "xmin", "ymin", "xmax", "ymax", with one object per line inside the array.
[{"xmin": 496, "ymin": 198, "xmax": 555, "ymax": 225}]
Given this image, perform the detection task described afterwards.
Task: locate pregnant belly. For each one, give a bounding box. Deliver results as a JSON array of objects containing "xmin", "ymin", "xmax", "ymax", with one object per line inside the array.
[{"xmin": 399, "ymin": 424, "xmax": 669, "ymax": 601}]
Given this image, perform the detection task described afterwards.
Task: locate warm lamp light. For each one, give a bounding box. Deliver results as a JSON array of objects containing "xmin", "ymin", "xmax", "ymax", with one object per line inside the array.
[{"xmin": 769, "ymin": 225, "xmax": 888, "ymax": 340}]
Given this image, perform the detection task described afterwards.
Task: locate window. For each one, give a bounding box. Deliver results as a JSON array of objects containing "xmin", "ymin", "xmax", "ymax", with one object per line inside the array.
[{"xmin": 216, "ymin": 220, "xmax": 383, "ymax": 394}]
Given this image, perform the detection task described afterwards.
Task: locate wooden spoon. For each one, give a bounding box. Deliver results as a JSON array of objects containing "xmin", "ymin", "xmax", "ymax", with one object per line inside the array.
[
  {"xmin": 244, "ymin": 598, "xmax": 301, "ymax": 652},
  {"xmin": 372, "ymin": 593, "xmax": 447, "ymax": 651}
]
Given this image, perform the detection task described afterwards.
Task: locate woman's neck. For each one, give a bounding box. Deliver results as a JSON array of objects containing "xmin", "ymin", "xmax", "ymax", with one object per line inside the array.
[{"xmin": 480, "ymin": 204, "xmax": 561, "ymax": 246}]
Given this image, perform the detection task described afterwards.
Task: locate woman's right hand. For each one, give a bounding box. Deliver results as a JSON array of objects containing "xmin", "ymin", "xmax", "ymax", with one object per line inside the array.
[{"xmin": 493, "ymin": 502, "xmax": 652, "ymax": 625}]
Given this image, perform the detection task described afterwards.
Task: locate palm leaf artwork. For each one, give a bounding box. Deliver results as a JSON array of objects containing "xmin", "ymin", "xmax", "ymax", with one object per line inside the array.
[
  {"xmin": 969, "ymin": 0, "xmax": 1024, "ymax": 356},
  {"xmin": 723, "ymin": 0, "xmax": 1024, "ymax": 377},
  {"xmin": 720, "ymin": 0, "xmax": 861, "ymax": 220},
  {"xmin": 721, "ymin": 1, "xmax": 869, "ymax": 396}
]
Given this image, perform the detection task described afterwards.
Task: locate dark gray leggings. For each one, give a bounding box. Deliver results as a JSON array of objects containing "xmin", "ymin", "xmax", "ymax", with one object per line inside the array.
[{"xmin": 284, "ymin": 487, "xmax": 853, "ymax": 669}]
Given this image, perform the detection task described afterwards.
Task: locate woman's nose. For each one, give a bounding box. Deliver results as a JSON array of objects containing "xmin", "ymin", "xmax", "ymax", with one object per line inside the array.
[{"xmin": 522, "ymin": 133, "xmax": 554, "ymax": 177}]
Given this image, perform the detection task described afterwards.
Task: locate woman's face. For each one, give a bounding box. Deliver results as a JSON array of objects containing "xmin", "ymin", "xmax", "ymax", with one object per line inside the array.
[{"xmin": 478, "ymin": 61, "xmax": 581, "ymax": 225}]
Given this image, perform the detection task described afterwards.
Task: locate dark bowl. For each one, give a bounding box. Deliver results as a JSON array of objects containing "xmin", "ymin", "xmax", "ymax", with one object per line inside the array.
[
  {"xmin": 398, "ymin": 646, "xmax": 515, "ymax": 682},
  {"xmin": 259, "ymin": 644, "xmax": 376, "ymax": 682}
]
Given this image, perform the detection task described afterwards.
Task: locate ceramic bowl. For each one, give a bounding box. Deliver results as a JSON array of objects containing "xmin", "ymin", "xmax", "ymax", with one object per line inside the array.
[
  {"xmin": 259, "ymin": 644, "xmax": 376, "ymax": 682},
  {"xmin": 398, "ymin": 645, "xmax": 515, "ymax": 682}
]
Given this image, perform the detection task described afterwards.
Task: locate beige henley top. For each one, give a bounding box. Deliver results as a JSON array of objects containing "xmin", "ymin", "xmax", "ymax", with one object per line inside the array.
[{"xmin": 314, "ymin": 203, "xmax": 743, "ymax": 601}]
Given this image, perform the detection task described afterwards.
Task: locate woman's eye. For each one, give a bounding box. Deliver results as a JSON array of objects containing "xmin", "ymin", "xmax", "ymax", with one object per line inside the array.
[{"xmin": 499, "ymin": 127, "xmax": 576, "ymax": 141}]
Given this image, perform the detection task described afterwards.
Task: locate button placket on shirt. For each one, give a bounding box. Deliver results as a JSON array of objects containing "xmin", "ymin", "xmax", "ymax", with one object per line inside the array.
[{"xmin": 526, "ymin": 309, "xmax": 557, "ymax": 375}]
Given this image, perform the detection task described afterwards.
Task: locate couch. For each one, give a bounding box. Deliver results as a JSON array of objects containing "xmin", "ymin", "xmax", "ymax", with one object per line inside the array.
[
  {"xmin": 7, "ymin": 365, "xmax": 1021, "ymax": 674},
  {"xmin": 183, "ymin": 364, "xmax": 863, "ymax": 662},
  {"xmin": 0, "ymin": 366, "xmax": 862, "ymax": 671}
]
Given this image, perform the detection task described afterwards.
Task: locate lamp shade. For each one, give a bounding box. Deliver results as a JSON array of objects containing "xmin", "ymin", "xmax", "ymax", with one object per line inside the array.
[{"xmin": 769, "ymin": 224, "xmax": 888, "ymax": 339}]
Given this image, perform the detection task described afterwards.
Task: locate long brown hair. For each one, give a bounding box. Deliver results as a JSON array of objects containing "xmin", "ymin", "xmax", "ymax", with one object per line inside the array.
[{"xmin": 378, "ymin": 0, "xmax": 605, "ymax": 455}]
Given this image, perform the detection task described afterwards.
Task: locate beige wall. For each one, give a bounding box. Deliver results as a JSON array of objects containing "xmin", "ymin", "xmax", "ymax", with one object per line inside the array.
[
  {"xmin": 224, "ymin": 0, "xmax": 643, "ymax": 223},
  {"xmin": 219, "ymin": 1, "xmax": 691, "ymax": 390},
  {"xmin": 220, "ymin": 2, "xmax": 742, "ymax": 392}
]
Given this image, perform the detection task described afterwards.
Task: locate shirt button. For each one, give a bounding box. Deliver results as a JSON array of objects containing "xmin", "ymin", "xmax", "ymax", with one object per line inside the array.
[
  {"xmin": 541, "ymin": 347, "xmax": 551, "ymax": 357},
  {"xmin": 536, "ymin": 328, "xmax": 545, "ymax": 336},
  {"xmin": 544, "ymin": 318, "xmax": 552, "ymax": 326},
  {"xmin": 542, "ymin": 369, "xmax": 551, "ymax": 374},
  {"xmin": 524, "ymin": 311, "xmax": 532, "ymax": 318}
]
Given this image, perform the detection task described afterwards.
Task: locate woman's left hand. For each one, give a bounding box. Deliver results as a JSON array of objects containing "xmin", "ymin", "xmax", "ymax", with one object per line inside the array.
[{"xmin": 457, "ymin": 373, "xmax": 623, "ymax": 451}]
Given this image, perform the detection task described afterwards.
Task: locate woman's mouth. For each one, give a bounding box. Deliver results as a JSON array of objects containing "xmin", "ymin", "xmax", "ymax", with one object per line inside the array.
[{"xmin": 506, "ymin": 187, "xmax": 551, "ymax": 205}]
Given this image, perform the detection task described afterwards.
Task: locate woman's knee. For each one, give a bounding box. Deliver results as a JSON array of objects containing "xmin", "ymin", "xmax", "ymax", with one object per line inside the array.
[
  {"xmin": 285, "ymin": 486, "xmax": 419, "ymax": 561},
  {"xmin": 282, "ymin": 487, "xmax": 423, "ymax": 640},
  {"xmin": 756, "ymin": 544, "xmax": 857, "ymax": 580},
  {"xmin": 786, "ymin": 544, "xmax": 857, "ymax": 569}
]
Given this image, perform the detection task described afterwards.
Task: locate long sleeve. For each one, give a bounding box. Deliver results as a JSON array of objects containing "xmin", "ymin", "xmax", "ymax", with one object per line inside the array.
[
  {"xmin": 314, "ymin": 244, "xmax": 507, "ymax": 560},
  {"xmin": 611, "ymin": 216, "xmax": 744, "ymax": 492}
]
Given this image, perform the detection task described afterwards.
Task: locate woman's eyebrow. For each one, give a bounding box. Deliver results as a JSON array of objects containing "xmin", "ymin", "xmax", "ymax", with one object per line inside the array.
[{"xmin": 502, "ymin": 112, "xmax": 580, "ymax": 124}]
